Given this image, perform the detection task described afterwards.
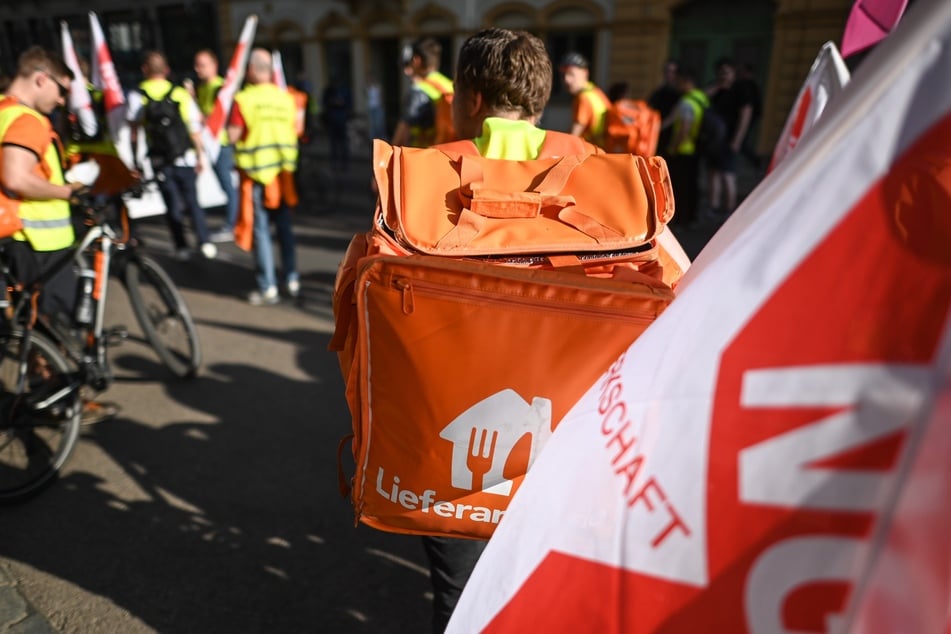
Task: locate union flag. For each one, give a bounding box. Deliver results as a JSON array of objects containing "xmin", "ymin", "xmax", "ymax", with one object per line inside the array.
[{"xmin": 448, "ymin": 0, "xmax": 951, "ymax": 631}]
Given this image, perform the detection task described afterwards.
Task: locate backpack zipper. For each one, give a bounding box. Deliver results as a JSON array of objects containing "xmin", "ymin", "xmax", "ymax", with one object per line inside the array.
[{"xmin": 389, "ymin": 276, "xmax": 660, "ymax": 323}]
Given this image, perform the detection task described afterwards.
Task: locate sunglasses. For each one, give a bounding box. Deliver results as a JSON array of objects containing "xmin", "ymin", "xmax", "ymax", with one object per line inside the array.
[{"xmin": 42, "ymin": 71, "xmax": 70, "ymax": 99}]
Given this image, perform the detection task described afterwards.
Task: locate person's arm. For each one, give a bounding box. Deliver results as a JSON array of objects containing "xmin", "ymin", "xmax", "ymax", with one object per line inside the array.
[
  {"xmin": 390, "ymin": 121, "xmax": 410, "ymax": 146},
  {"xmin": 2, "ymin": 145, "xmax": 79, "ymax": 200},
  {"xmin": 670, "ymin": 105, "xmax": 693, "ymax": 151},
  {"xmin": 184, "ymin": 94, "xmax": 205, "ymax": 173},
  {"xmin": 731, "ymin": 103, "xmax": 753, "ymax": 152},
  {"xmin": 226, "ymin": 100, "xmax": 245, "ymax": 146}
]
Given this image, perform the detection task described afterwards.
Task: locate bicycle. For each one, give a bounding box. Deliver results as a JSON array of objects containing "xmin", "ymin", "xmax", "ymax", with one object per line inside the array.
[{"xmin": 0, "ymin": 184, "xmax": 201, "ymax": 503}]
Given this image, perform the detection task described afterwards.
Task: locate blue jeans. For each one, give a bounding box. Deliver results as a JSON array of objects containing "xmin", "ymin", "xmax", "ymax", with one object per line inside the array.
[
  {"xmin": 156, "ymin": 164, "xmax": 211, "ymax": 248},
  {"xmin": 213, "ymin": 144, "xmax": 238, "ymax": 229},
  {"xmin": 251, "ymin": 182, "xmax": 298, "ymax": 292}
]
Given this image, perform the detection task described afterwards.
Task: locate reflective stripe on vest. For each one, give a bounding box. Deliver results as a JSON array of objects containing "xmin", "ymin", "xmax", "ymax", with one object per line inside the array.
[
  {"xmin": 0, "ymin": 103, "xmax": 74, "ymax": 251},
  {"xmin": 233, "ymin": 84, "xmax": 299, "ymax": 185}
]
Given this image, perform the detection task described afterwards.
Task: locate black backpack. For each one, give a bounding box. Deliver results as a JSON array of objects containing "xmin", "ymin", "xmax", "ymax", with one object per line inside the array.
[
  {"xmin": 685, "ymin": 93, "xmax": 727, "ymax": 160},
  {"xmin": 142, "ymin": 85, "xmax": 192, "ymax": 167}
]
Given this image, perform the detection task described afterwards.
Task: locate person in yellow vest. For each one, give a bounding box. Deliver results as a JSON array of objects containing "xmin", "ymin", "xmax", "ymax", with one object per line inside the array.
[
  {"xmin": 128, "ymin": 50, "xmax": 216, "ymax": 260},
  {"xmin": 0, "ymin": 46, "xmax": 86, "ymax": 318},
  {"xmin": 227, "ymin": 48, "xmax": 300, "ymax": 306},
  {"xmin": 191, "ymin": 49, "xmax": 238, "ymax": 243},
  {"xmin": 391, "ymin": 37, "xmax": 454, "ymax": 148},
  {"xmin": 559, "ymin": 51, "xmax": 611, "ymax": 148}
]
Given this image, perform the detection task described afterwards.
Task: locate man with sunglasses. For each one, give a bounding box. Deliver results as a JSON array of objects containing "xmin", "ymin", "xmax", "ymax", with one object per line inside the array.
[
  {"xmin": 0, "ymin": 46, "xmax": 118, "ymax": 424},
  {"xmin": 0, "ymin": 46, "xmax": 86, "ymax": 317}
]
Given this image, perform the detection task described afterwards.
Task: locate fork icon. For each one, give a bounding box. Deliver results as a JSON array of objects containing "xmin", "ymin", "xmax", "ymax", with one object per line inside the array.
[{"xmin": 466, "ymin": 427, "xmax": 498, "ymax": 492}]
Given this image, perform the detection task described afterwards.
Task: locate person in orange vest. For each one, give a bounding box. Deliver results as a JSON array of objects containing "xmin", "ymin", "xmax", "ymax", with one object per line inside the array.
[
  {"xmin": 559, "ymin": 51, "xmax": 611, "ymax": 148},
  {"xmin": 391, "ymin": 37, "xmax": 454, "ymax": 148},
  {"xmin": 227, "ymin": 48, "xmax": 300, "ymax": 305}
]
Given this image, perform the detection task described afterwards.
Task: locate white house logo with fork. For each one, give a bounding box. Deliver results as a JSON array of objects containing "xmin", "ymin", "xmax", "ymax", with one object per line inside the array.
[{"xmin": 439, "ymin": 389, "xmax": 553, "ymax": 496}]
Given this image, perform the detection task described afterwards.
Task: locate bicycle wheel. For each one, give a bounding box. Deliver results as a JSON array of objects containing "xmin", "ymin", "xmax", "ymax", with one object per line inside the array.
[
  {"xmin": 124, "ymin": 254, "xmax": 201, "ymax": 379},
  {"xmin": 0, "ymin": 328, "xmax": 81, "ymax": 504}
]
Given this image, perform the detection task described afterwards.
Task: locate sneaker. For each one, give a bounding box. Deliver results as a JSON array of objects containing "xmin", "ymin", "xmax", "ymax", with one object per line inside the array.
[
  {"xmin": 200, "ymin": 242, "xmax": 218, "ymax": 259},
  {"xmin": 286, "ymin": 279, "xmax": 300, "ymax": 298},
  {"xmin": 210, "ymin": 227, "xmax": 234, "ymax": 243},
  {"xmin": 247, "ymin": 287, "xmax": 279, "ymax": 306},
  {"xmin": 81, "ymin": 400, "xmax": 120, "ymax": 425},
  {"xmin": 174, "ymin": 247, "xmax": 192, "ymax": 261}
]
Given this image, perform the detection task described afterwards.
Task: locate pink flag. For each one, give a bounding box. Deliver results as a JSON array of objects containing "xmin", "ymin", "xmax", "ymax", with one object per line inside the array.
[
  {"xmin": 88, "ymin": 11, "xmax": 126, "ymax": 143},
  {"xmin": 272, "ymin": 50, "xmax": 287, "ymax": 91},
  {"xmin": 768, "ymin": 42, "xmax": 850, "ymax": 173},
  {"xmin": 841, "ymin": 0, "xmax": 909, "ymax": 58},
  {"xmin": 449, "ymin": 0, "xmax": 951, "ymax": 630},
  {"xmin": 200, "ymin": 14, "xmax": 257, "ymax": 164},
  {"xmin": 59, "ymin": 21, "xmax": 96, "ymax": 138}
]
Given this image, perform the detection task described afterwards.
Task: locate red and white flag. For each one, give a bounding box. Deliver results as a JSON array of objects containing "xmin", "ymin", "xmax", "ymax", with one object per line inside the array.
[
  {"xmin": 272, "ymin": 50, "xmax": 287, "ymax": 91},
  {"xmin": 88, "ymin": 11, "xmax": 126, "ymax": 144},
  {"xmin": 449, "ymin": 0, "xmax": 951, "ymax": 631},
  {"xmin": 199, "ymin": 14, "xmax": 257, "ymax": 164},
  {"xmin": 768, "ymin": 41, "xmax": 850, "ymax": 173},
  {"xmin": 59, "ymin": 21, "xmax": 96, "ymax": 138}
]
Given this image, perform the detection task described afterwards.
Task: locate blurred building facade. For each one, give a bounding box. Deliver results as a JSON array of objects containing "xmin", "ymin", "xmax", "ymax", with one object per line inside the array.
[{"xmin": 0, "ymin": 0, "xmax": 853, "ymax": 155}]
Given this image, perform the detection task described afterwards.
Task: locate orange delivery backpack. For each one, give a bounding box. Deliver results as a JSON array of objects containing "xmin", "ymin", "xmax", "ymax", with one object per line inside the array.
[
  {"xmin": 330, "ymin": 136, "xmax": 686, "ymax": 540},
  {"xmin": 604, "ymin": 98, "xmax": 662, "ymax": 157}
]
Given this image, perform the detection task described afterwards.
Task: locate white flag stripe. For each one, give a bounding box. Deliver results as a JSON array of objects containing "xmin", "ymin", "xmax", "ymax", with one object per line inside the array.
[
  {"xmin": 448, "ymin": 0, "xmax": 951, "ymax": 630},
  {"xmin": 741, "ymin": 364, "xmax": 931, "ymax": 407},
  {"xmin": 59, "ymin": 21, "xmax": 96, "ymax": 138}
]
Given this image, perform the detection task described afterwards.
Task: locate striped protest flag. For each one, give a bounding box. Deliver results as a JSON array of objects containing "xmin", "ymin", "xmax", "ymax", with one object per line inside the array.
[
  {"xmin": 199, "ymin": 14, "xmax": 257, "ymax": 164},
  {"xmin": 88, "ymin": 12, "xmax": 126, "ymax": 144},
  {"xmin": 768, "ymin": 42, "xmax": 850, "ymax": 173},
  {"xmin": 59, "ymin": 21, "xmax": 96, "ymax": 138},
  {"xmin": 448, "ymin": 0, "xmax": 951, "ymax": 631},
  {"xmin": 272, "ymin": 50, "xmax": 287, "ymax": 91}
]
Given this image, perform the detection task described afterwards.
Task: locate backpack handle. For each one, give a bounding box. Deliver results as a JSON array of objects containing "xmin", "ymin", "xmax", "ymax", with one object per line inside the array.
[{"xmin": 437, "ymin": 153, "xmax": 624, "ymax": 249}]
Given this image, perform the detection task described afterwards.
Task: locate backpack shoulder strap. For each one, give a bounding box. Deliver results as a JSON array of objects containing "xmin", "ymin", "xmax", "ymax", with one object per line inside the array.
[
  {"xmin": 434, "ymin": 139, "xmax": 479, "ymax": 156},
  {"xmin": 538, "ymin": 131, "xmax": 597, "ymax": 157}
]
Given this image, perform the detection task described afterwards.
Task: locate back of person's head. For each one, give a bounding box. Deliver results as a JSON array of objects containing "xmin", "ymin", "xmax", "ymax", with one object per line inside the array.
[
  {"xmin": 455, "ymin": 28, "xmax": 551, "ymax": 120},
  {"xmin": 409, "ymin": 37, "xmax": 442, "ymax": 72},
  {"xmin": 142, "ymin": 50, "xmax": 169, "ymax": 78},
  {"xmin": 606, "ymin": 81, "xmax": 630, "ymax": 103},
  {"xmin": 16, "ymin": 46, "xmax": 70, "ymax": 80},
  {"xmin": 247, "ymin": 48, "xmax": 272, "ymax": 83}
]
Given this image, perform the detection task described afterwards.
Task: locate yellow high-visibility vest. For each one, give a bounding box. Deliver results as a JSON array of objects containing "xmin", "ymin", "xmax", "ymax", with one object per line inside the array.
[
  {"xmin": 0, "ymin": 102, "xmax": 74, "ymax": 251},
  {"xmin": 233, "ymin": 83, "xmax": 298, "ymax": 185}
]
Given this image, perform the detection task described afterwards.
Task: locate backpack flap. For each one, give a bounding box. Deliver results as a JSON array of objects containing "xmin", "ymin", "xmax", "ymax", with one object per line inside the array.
[{"xmin": 380, "ymin": 142, "xmax": 673, "ymax": 258}]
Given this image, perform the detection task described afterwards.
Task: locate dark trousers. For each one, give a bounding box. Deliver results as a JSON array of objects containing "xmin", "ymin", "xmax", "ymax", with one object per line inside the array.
[
  {"xmin": 5, "ymin": 241, "xmax": 77, "ymax": 320},
  {"xmin": 422, "ymin": 535, "xmax": 487, "ymax": 633},
  {"xmin": 156, "ymin": 164, "xmax": 211, "ymax": 248},
  {"xmin": 667, "ymin": 153, "xmax": 700, "ymax": 227}
]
